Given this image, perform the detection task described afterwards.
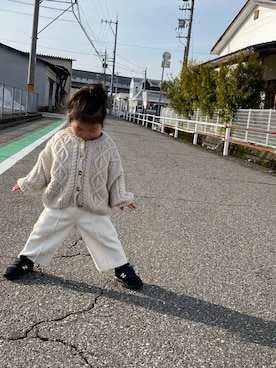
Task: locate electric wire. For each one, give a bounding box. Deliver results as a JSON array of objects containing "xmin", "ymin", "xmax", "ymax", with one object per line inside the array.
[{"xmin": 3, "ymin": 0, "xmax": 154, "ymax": 77}]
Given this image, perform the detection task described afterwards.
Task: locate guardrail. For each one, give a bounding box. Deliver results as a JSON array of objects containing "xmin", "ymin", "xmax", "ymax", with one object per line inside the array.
[
  {"xmin": 0, "ymin": 83, "xmax": 39, "ymax": 116},
  {"xmin": 116, "ymin": 109, "xmax": 276, "ymax": 156}
]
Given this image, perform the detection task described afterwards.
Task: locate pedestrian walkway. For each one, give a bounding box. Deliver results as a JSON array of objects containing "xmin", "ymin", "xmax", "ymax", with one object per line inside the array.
[
  {"xmin": 0, "ymin": 115, "xmax": 275, "ymax": 368},
  {"xmin": 0, "ymin": 117, "xmax": 65, "ymax": 174}
]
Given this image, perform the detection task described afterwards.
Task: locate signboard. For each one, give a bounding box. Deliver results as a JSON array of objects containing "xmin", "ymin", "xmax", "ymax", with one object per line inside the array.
[
  {"xmin": 161, "ymin": 60, "xmax": 171, "ymax": 68},
  {"xmin": 162, "ymin": 52, "xmax": 171, "ymax": 69}
]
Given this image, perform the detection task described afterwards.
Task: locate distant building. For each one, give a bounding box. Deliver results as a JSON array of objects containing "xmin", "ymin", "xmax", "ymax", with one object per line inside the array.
[
  {"xmin": 127, "ymin": 77, "xmax": 169, "ymax": 113},
  {"xmin": 71, "ymin": 69, "xmax": 131, "ymax": 94},
  {"xmin": 71, "ymin": 69, "xmax": 168, "ymax": 114},
  {"xmin": 210, "ymin": 0, "xmax": 276, "ymax": 108}
]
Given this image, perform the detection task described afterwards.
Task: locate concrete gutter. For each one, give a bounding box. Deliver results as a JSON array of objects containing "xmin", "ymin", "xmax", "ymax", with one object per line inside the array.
[{"xmin": 0, "ymin": 113, "xmax": 43, "ymax": 130}]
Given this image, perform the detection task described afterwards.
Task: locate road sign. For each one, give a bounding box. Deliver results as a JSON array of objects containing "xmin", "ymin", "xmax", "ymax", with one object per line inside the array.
[
  {"xmin": 162, "ymin": 52, "xmax": 171, "ymax": 61},
  {"xmin": 161, "ymin": 60, "xmax": 171, "ymax": 68}
]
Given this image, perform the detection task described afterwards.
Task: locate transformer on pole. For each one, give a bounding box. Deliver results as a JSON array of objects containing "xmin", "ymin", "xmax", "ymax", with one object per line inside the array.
[{"xmin": 176, "ymin": 0, "xmax": 195, "ymax": 65}]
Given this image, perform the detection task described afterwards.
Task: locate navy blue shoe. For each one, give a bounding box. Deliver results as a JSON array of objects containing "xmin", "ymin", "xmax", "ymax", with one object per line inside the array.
[
  {"xmin": 4, "ymin": 256, "xmax": 34, "ymax": 280},
  {"xmin": 115, "ymin": 263, "xmax": 143, "ymax": 290}
]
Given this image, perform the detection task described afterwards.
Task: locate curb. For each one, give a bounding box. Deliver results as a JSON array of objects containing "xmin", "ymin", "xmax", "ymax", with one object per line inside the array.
[{"xmin": 0, "ymin": 114, "xmax": 43, "ymax": 130}]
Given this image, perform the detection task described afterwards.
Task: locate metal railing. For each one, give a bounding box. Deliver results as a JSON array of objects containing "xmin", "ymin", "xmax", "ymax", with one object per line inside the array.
[
  {"xmin": 0, "ymin": 83, "xmax": 39, "ymax": 116},
  {"xmin": 116, "ymin": 108, "xmax": 276, "ymax": 156}
]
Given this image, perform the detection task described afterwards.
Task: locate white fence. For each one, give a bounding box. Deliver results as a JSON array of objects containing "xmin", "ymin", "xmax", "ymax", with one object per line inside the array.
[
  {"xmin": 117, "ymin": 108, "xmax": 276, "ymax": 156},
  {"xmin": 0, "ymin": 83, "xmax": 39, "ymax": 116}
]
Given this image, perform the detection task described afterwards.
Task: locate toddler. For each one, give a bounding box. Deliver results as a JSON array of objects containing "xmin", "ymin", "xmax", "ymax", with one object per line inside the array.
[{"xmin": 4, "ymin": 84, "xmax": 143, "ymax": 290}]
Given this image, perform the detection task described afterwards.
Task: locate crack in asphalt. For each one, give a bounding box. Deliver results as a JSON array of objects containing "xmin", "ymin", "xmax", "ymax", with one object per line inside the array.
[
  {"xmin": 4, "ymin": 284, "xmax": 104, "ymax": 367},
  {"xmin": 1, "ymin": 236, "xmax": 108, "ymax": 367}
]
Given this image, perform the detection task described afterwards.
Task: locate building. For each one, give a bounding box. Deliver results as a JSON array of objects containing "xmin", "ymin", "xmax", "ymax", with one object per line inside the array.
[
  {"xmin": 210, "ymin": 0, "xmax": 276, "ymax": 108},
  {"xmin": 38, "ymin": 54, "xmax": 72, "ymax": 108},
  {"xmin": 0, "ymin": 40, "xmax": 169, "ymax": 114},
  {"xmin": 71, "ymin": 69, "xmax": 168, "ymax": 114},
  {"xmin": 0, "ymin": 43, "xmax": 72, "ymax": 111},
  {"xmin": 71, "ymin": 69, "xmax": 131, "ymax": 94},
  {"xmin": 127, "ymin": 77, "xmax": 169, "ymax": 113}
]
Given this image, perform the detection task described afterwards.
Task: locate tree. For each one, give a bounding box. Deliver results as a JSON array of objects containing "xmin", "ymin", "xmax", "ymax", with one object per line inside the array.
[
  {"xmin": 163, "ymin": 52, "xmax": 267, "ymax": 122},
  {"xmin": 216, "ymin": 53, "xmax": 267, "ymax": 121},
  {"xmin": 163, "ymin": 61, "xmax": 200, "ymax": 117},
  {"xmin": 215, "ymin": 62, "xmax": 237, "ymax": 122},
  {"xmin": 196, "ymin": 64, "xmax": 217, "ymax": 117},
  {"xmin": 231, "ymin": 53, "xmax": 267, "ymax": 109},
  {"xmin": 162, "ymin": 77, "xmax": 185, "ymax": 115}
]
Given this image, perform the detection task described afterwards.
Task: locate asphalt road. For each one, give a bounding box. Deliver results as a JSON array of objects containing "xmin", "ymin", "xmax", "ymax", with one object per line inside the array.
[{"xmin": 0, "ymin": 113, "xmax": 275, "ymax": 367}]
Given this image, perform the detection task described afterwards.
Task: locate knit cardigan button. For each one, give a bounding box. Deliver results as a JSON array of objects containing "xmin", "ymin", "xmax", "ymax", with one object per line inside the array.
[
  {"xmin": 76, "ymin": 187, "xmax": 80, "ymax": 191},
  {"xmin": 78, "ymin": 170, "xmax": 82, "ymax": 175}
]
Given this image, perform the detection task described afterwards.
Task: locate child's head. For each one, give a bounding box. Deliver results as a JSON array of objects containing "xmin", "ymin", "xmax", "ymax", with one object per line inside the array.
[{"xmin": 66, "ymin": 84, "xmax": 107, "ymax": 126}]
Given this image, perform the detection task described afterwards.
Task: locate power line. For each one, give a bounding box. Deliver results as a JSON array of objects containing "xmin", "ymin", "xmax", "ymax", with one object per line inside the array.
[
  {"xmin": 4, "ymin": 0, "xmax": 173, "ymax": 78},
  {"xmin": 71, "ymin": 1, "xmax": 103, "ymax": 62}
]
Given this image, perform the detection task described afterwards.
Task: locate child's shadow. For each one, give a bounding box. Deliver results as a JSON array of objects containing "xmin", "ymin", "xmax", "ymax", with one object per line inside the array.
[{"xmin": 17, "ymin": 272, "xmax": 275, "ymax": 349}]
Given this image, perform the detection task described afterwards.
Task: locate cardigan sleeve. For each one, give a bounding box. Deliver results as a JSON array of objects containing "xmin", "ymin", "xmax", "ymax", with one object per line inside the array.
[
  {"xmin": 17, "ymin": 139, "xmax": 53, "ymax": 195},
  {"xmin": 107, "ymin": 149, "xmax": 134, "ymax": 208}
]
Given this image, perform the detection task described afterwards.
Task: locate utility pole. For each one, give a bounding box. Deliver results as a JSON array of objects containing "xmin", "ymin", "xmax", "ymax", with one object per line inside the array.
[
  {"xmin": 176, "ymin": 0, "xmax": 195, "ymax": 65},
  {"xmin": 27, "ymin": 0, "xmax": 40, "ymax": 93},
  {"xmin": 102, "ymin": 49, "xmax": 108, "ymax": 86},
  {"xmin": 142, "ymin": 68, "xmax": 147, "ymax": 114},
  {"xmin": 183, "ymin": 0, "xmax": 195, "ymax": 64},
  {"xmin": 143, "ymin": 68, "xmax": 147, "ymax": 91},
  {"xmin": 102, "ymin": 19, "xmax": 118, "ymax": 113},
  {"xmin": 27, "ymin": 0, "xmax": 76, "ymax": 112}
]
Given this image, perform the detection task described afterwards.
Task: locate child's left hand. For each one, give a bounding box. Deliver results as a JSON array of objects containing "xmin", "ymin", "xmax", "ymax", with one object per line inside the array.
[
  {"xmin": 120, "ymin": 203, "xmax": 136, "ymax": 211},
  {"xmin": 12, "ymin": 184, "xmax": 21, "ymax": 192}
]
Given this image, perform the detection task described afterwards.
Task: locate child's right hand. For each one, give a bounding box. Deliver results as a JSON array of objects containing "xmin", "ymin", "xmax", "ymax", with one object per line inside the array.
[{"xmin": 12, "ymin": 185, "xmax": 21, "ymax": 192}]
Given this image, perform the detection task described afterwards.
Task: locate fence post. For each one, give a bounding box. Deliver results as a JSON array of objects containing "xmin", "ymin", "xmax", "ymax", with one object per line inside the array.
[
  {"xmin": 245, "ymin": 109, "xmax": 251, "ymax": 142},
  {"xmin": 193, "ymin": 109, "xmax": 200, "ymax": 145},
  {"xmin": 193, "ymin": 122, "xmax": 198, "ymax": 145},
  {"xmin": 174, "ymin": 120, "xmax": 179, "ymax": 138},
  {"xmin": 223, "ymin": 124, "xmax": 231, "ymax": 156},
  {"xmin": 161, "ymin": 116, "xmax": 165, "ymax": 134},
  {"xmin": 145, "ymin": 114, "xmax": 148, "ymax": 128},
  {"xmin": 11, "ymin": 86, "xmax": 15, "ymax": 114},
  {"xmin": 266, "ymin": 109, "xmax": 272, "ymax": 146},
  {"xmin": 152, "ymin": 115, "xmax": 156, "ymax": 130},
  {"xmin": 0, "ymin": 84, "xmax": 4, "ymax": 115}
]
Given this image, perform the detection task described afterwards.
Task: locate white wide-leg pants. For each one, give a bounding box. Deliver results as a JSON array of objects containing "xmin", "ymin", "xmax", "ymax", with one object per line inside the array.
[{"xmin": 19, "ymin": 207, "xmax": 127, "ymax": 272}]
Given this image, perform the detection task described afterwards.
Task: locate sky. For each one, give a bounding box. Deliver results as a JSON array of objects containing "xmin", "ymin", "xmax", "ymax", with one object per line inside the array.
[{"xmin": 0, "ymin": 0, "xmax": 247, "ymax": 80}]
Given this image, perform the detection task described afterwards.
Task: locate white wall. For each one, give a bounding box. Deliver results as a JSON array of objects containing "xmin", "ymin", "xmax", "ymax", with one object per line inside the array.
[{"xmin": 220, "ymin": 5, "xmax": 276, "ymax": 56}]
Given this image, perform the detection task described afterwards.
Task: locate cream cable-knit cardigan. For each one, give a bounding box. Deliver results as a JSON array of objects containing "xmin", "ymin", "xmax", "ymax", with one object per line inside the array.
[{"xmin": 18, "ymin": 127, "xmax": 134, "ymax": 215}]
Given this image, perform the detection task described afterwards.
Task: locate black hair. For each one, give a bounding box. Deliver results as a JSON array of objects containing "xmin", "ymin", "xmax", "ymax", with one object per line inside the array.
[{"xmin": 66, "ymin": 84, "xmax": 107, "ymax": 125}]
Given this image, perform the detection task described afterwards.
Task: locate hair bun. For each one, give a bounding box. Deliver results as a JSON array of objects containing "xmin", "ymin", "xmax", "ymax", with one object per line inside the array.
[{"xmin": 89, "ymin": 84, "xmax": 107, "ymax": 101}]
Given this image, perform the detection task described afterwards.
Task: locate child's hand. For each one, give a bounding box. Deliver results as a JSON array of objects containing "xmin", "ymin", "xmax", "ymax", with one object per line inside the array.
[
  {"xmin": 120, "ymin": 203, "xmax": 136, "ymax": 211},
  {"xmin": 12, "ymin": 184, "xmax": 21, "ymax": 192}
]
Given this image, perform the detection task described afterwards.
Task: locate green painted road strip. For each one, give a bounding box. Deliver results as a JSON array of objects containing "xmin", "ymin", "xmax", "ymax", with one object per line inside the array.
[
  {"xmin": 0, "ymin": 119, "xmax": 64, "ymax": 163},
  {"xmin": 0, "ymin": 119, "xmax": 66, "ymax": 175}
]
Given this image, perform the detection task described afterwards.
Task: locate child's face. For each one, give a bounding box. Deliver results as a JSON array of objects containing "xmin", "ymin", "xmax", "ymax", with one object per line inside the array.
[{"xmin": 71, "ymin": 120, "xmax": 102, "ymax": 141}]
